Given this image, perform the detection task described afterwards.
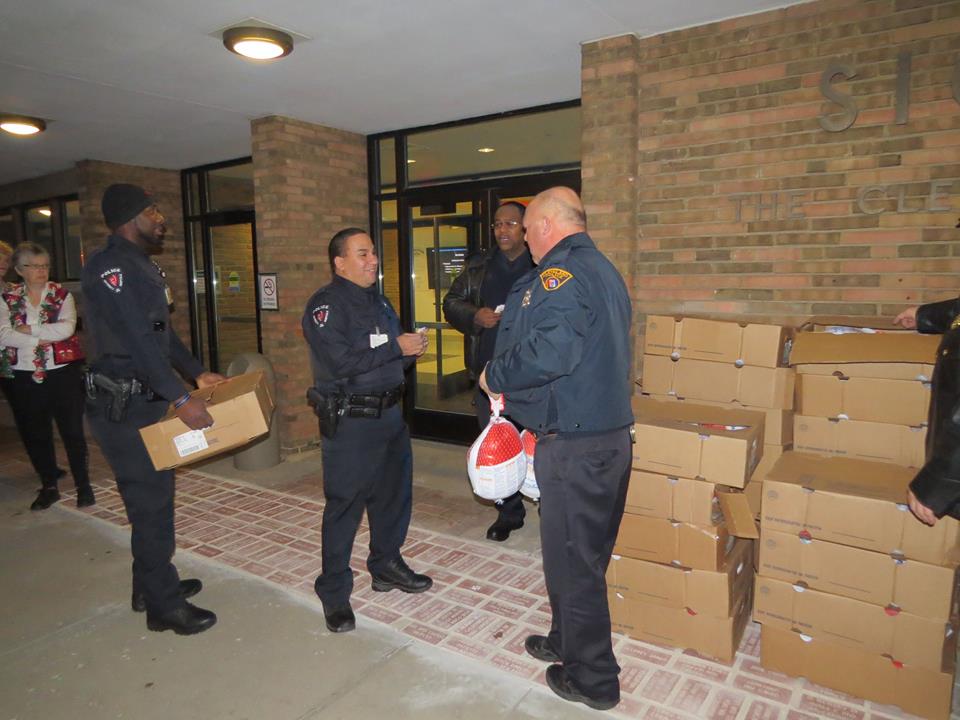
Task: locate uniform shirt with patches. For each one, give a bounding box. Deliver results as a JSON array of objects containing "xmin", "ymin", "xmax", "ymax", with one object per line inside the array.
[
  {"xmin": 486, "ymin": 231, "xmax": 634, "ymax": 434},
  {"xmin": 81, "ymin": 234, "xmax": 203, "ymax": 401},
  {"xmin": 302, "ymin": 274, "xmax": 411, "ymax": 393}
]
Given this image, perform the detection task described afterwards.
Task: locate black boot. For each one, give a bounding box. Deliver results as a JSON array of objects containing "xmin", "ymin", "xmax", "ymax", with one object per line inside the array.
[
  {"xmin": 545, "ymin": 664, "xmax": 619, "ymax": 711},
  {"xmin": 76, "ymin": 485, "xmax": 96, "ymax": 508},
  {"xmin": 322, "ymin": 603, "xmax": 356, "ymax": 633},
  {"xmin": 146, "ymin": 602, "xmax": 217, "ymax": 635},
  {"xmin": 370, "ymin": 557, "xmax": 432, "ymax": 593},
  {"xmin": 30, "ymin": 487, "xmax": 60, "ymax": 511}
]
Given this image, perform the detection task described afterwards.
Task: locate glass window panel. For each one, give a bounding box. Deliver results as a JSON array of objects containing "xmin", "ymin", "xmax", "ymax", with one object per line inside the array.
[
  {"xmin": 207, "ymin": 163, "xmax": 254, "ymax": 212},
  {"xmin": 0, "ymin": 212, "xmax": 14, "ymax": 248},
  {"xmin": 24, "ymin": 206, "xmax": 54, "ymax": 257},
  {"xmin": 209, "ymin": 223, "xmax": 258, "ymax": 371},
  {"xmin": 186, "ymin": 172, "xmax": 202, "ymax": 216},
  {"xmin": 63, "ymin": 199, "xmax": 82, "ymax": 279},
  {"xmin": 409, "ymin": 199, "xmax": 477, "ymax": 414},
  {"xmin": 379, "ymin": 137, "xmax": 396, "ymax": 192},
  {"xmin": 379, "ymin": 200, "xmax": 399, "ymax": 311},
  {"xmin": 188, "ymin": 221, "xmax": 207, "ymax": 366},
  {"xmin": 406, "ymin": 106, "xmax": 580, "ymax": 184}
]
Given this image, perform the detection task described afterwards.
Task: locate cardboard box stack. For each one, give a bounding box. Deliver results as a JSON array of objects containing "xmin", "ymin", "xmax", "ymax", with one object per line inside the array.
[
  {"xmin": 750, "ymin": 323, "xmax": 959, "ymax": 718},
  {"xmin": 789, "ymin": 318, "xmax": 938, "ymax": 467},
  {"xmin": 639, "ymin": 315, "xmax": 797, "ymax": 518},
  {"xmin": 608, "ymin": 319, "xmax": 783, "ymax": 662}
]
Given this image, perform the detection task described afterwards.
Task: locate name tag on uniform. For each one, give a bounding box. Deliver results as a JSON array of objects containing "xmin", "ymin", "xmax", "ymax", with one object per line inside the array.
[
  {"xmin": 164, "ymin": 285, "xmax": 174, "ymax": 306},
  {"xmin": 370, "ymin": 333, "xmax": 388, "ymax": 348}
]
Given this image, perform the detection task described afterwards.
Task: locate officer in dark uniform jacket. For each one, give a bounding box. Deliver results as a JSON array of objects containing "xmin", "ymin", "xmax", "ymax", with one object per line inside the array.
[
  {"xmin": 82, "ymin": 184, "xmax": 224, "ymax": 635},
  {"xmin": 442, "ymin": 201, "xmax": 534, "ymax": 541},
  {"xmin": 896, "ymin": 295, "xmax": 960, "ymax": 524},
  {"xmin": 481, "ymin": 188, "xmax": 633, "ymax": 711},
  {"xmin": 302, "ymin": 228, "xmax": 432, "ymax": 634}
]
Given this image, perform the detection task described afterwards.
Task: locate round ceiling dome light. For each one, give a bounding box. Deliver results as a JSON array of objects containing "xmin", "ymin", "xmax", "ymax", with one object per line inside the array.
[
  {"xmin": 0, "ymin": 115, "xmax": 46, "ymax": 136},
  {"xmin": 223, "ymin": 27, "xmax": 293, "ymax": 60}
]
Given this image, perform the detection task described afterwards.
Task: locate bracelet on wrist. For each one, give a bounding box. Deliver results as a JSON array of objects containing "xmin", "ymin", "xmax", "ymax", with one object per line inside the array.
[{"xmin": 173, "ymin": 393, "xmax": 191, "ymax": 409}]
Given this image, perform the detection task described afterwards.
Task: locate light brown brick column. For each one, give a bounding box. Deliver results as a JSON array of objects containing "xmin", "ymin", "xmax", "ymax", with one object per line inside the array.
[
  {"xmin": 251, "ymin": 115, "xmax": 368, "ymax": 453},
  {"xmin": 581, "ymin": 34, "xmax": 642, "ymax": 374}
]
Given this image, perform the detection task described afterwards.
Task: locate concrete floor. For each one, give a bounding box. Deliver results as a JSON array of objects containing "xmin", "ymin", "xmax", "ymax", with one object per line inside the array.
[
  {"xmin": 3, "ymin": 426, "xmax": 956, "ymax": 720},
  {"xmin": 0, "ymin": 444, "xmax": 590, "ymax": 720}
]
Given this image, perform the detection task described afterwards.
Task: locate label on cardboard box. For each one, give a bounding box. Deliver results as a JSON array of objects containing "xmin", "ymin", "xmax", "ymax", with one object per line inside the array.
[
  {"xmin": 632, "ymin": 396, "xmax": 764, "ymax": 488},
  {"xmin": 793, "ymin": 414, "xmax": 926, "ymax": 467},
  {"xmin": 174, "ymin": 429, "xmax": 209, "ymax": 457},
  {"xmin": 753, "ymin": 575, "xmax": 957, "ymax": 671},
  {"xmin": 760, "ymin": 625, "xmax": 954, "ymax": 720},
  {"xmin": 761, "ymin": 452, "xmax": 960, "ymax": 565},
  {"xmin": 758, "ymin": 528, "xmax": 958, "ymax": 620}
]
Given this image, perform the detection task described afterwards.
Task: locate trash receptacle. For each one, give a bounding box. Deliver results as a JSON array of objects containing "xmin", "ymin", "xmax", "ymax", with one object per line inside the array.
[{"xmin": 226, "ymin": 353, "xmax": 281, "ymax": 471}]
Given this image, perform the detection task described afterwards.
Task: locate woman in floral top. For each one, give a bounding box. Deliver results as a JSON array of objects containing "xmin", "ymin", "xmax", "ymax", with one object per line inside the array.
[{"xmin": 0, "ymin": 242, "xmax": 93, "ymax": 510}]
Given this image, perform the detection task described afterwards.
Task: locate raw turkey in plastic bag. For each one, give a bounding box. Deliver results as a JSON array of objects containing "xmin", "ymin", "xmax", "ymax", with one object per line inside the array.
[
  {"xmin": 467, "ymin": 395, "xmax": 526, "ymax": 500},
  {"xmin": 518, "ymin": 429, "xmax": 540, "ymax": 501}
]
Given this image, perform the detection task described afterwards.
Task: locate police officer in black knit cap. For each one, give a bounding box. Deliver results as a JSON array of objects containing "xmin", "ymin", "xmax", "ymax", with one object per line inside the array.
[
  {"xmin": 82, "ymin": 183, "xmax": 224, "ymax": 635},
  {"xmin": 303, "ymin": 228, "xmax": 432, "ymax": 633}
]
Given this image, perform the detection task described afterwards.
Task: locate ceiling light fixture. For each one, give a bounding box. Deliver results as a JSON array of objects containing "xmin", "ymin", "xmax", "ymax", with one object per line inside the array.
[
  {"xmin": 223, "ymin": 26, "xmax": 293, "ymax": 60},
  {"xmin": 477, "ymin": 147, "xmax": 495, "ymax": 153},
  {"xmin": 0, "ymin": 114, "xmax": 46, "ymax": 136},
  {"xmin": 37, "ymin": 208, "xmax": 52, "ymax": 217}
]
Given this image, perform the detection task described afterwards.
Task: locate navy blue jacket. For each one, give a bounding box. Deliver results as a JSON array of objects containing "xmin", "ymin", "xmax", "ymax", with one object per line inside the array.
[
  {"xmin": 81, "ymin": 234, "xmax": 203, "ymax": 401},
  {"xmin": 485, "ymin": 232, "xmax": 633, "ymax": 434},
  {"xmin": 302, "ymin": 274, "xmax": 410, "ymax": 394},
  {"xmin": 910, "ymin": 297, "xmax": 960, "ymax": 518}
]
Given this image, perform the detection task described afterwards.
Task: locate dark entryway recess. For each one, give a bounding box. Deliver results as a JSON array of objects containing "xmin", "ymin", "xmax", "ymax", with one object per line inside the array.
[{"xmin": 368, "ymin": 102, "xmax": 581, "ymax": 444}]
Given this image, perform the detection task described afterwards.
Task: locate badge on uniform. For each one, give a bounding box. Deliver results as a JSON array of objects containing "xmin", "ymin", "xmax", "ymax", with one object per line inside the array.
[
  {"xmin": 539, "ymin": 268, "xmax": 573, "ymax": 291},
  {"xmin": 521, "ymin": 287, "xmax": 533, "ymax": 308},
  {"xmin": 100, "ymin": 268, "xmax": 123, "ymax": 293},
  {"xmin": 312, "ymin": 304, "xmax": 330, "ymax": 327}
]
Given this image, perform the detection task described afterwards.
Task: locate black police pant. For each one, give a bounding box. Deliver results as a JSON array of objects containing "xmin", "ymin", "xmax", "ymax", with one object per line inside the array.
[
  {"xmin": 536, "ymin": 427, "xmax": 631, "ymax": 702},
  {"xmin": 87, "ymin": 394, "xmax": 183, "ymax": 614},
  {"xmin": 2, "ymin": 363, "xmax": 89, "ymax": 488},
  {"xmin": 474, "ymin": 387, "xmax": 525, "ymax": 525},
  {"xmin": 315, "ymin": 404, "xmax": 413, "ymax": 607}
]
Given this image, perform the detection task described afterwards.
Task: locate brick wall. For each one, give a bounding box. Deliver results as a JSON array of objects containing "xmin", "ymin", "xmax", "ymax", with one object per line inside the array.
[
  {"xmin": 581, "ymin": 33, "xmax": 642, "ymax": 370},
  {"xmin": 251, "ymin": 116, "xmax": 368, "ymax": 453},
  {"xmin": 581, "ymin": 0, "xmax": 960, "ymax": 372},
  {"xmin": 77, "ymin": 160, "xmax": 191, "ymax": 344}
]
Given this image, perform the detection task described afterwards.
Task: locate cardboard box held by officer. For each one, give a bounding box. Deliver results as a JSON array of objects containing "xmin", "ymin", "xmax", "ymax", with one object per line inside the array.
[{"xmin": 140, "ymin": 371, "xmax": 274, "ymax": 470}]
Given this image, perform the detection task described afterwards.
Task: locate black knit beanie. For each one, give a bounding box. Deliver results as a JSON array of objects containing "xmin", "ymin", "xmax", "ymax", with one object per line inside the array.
[{"xmin": 101, "ymin": 183, "xmax": 153, "ymax": 230}]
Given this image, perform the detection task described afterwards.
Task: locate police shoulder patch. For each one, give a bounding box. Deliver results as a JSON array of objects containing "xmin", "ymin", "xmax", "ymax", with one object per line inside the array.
[
  {"xmin": 312, "ymin": 304, "xmax": 331, "ymax": 327},
  {"xmin": 100, "ymin": 268, "xmax": 123, "ymax": 293},
  {"xmin": 539, "ymin": 267, "xmax": 573, "ymax": 291}
]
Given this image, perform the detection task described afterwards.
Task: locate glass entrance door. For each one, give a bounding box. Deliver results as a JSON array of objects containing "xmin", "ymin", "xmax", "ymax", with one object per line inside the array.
[
  {"xmin": 404, "ymin": 193, "xmax": 483, "ymax": 441},
  {"xmin": 399, "ymin": 173, "xmax": 579, "ymax": 443},
  {"xmin": 187, "ymin": 215, "xmax": 261, "ymax": 373}
]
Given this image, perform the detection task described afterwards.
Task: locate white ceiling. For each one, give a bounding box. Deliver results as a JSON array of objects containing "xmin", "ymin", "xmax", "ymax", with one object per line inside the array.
[{"xmin": 0, "ymin": 0, "xmax": 803, "ymax": 186}]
